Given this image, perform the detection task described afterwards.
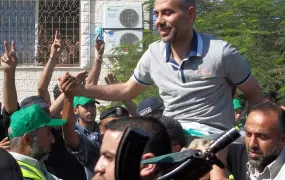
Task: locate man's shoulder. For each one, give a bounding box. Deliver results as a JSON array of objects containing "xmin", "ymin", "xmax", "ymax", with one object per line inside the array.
[
  {"xmin": 148, "ymin": 40, "xmax": 165, "ymax": 53},
  {"xmin": 199, "ymin": 32, "xmax": 230, "ymax": 48}
]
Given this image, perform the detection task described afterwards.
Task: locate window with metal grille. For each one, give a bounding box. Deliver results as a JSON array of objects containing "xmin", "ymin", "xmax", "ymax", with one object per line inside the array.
[{"xmin": 0, "ymin": 0, "xmax": 80, "ymax": 66}]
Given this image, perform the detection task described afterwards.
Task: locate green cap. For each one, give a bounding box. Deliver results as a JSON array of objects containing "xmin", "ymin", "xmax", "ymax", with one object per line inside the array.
[
  {"xmin": 9, "ymin": 104, "xmax": 67, "ymax": 138},
  {"xmin": 73, "ymin": 96, "xmax": 100, "ymax": 108},
  {"xmin": 233, "ymin": 99, "xmax": 242, "ymax": 110}
]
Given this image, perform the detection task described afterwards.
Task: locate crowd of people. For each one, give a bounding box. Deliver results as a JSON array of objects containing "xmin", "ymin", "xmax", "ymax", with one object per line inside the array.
[{"xmin": 1, "ymin": 0, "xmax": 285, "ymax": 179}]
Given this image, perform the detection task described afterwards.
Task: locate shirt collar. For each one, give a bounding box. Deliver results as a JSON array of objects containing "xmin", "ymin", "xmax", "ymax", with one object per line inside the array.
[
  {"xmin": 76, "ymin": 122, "xmax": 91, "ymax": 134},
  {"xmin": 164, "ymin": 30, "xmax": 203, "ymax": 62},
  {"xmin": 246, "ymin": 147, "xmax": 285, "ymax": 179},
  {"xmin": 9, "ymin": 152, "xmax": 40, "ymax": 168}
]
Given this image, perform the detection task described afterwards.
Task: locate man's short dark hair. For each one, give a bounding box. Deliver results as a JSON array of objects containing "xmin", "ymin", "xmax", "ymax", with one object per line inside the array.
[
  {"xmin": 181, "ymin": 0, "xmax": 196, "ymax": 9},
  {"xmin": 159, "ymin": 116, "xmax": 185, "ymax": 148},
  {"xmin": 250, "ymin": 102, "xmax": 285, "ymax": 133},
  {"xmin": 105, "ymin": 116, "xmax": 172, "ymax": 157},
  {"xmin": 53, "ymin": 84, "xmax": 61, "ymax": 100}
]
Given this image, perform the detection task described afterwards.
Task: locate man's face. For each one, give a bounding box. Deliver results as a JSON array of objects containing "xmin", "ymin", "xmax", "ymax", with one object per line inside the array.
[
  {"xmin": 234, "ymin": 108, "xmax": 242, "ymax": 121},
  {"xmin": 30, "ymin": 126, "xmax": 55, "ymax": 160},
  {"xmin": 93, "ymin": 130, "xmax": 122, "ymax": 180},
  {"xmin": 245, "ymin": 111, "xmax": 284, "ymax": 170},
  {"xmin": 76, "ymin": 103, "xmax": 97, "ymax": 123},
  {"xmin": 154, "ymin": 0, "xmax": 195, "ymax": 43}
]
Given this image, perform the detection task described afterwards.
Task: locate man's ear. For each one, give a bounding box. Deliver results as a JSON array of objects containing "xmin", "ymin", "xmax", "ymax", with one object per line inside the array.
[
  {"xmin": 23, "ymin": 133, "xmax": 32, "ymax": 146},
  {"xmin": 187, "ymin": 6, "xmax": 196, "ymax": 24},
  {"xmin": 140, "ymin": 153, "xmax": 157, "ymax": 178},
  {"xmin": 99, "ymin": 123, "xmax": 104, "ymax": 135},
  {"xmin": 74, "ymin": 108, "xmax": 79, "ymax": 115}
]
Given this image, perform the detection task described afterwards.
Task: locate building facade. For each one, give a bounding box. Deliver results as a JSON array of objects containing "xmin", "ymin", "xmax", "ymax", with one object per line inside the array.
[{"xmin": 0, "ymin": 0, "xmax": 148, "ymax": 103}]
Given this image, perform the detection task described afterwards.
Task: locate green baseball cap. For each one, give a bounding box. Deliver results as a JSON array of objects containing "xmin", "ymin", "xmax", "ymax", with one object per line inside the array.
[
  {"xmin": 73, "ymin": 96, "xmax": 100, "ymax": 108},
  {"xmin": 8, "ymin": 104, "xmax": 67, "ymax": 138},
  {"xmin": 233, "ymin": 99, "xmax": 242, "ymax": 110}
]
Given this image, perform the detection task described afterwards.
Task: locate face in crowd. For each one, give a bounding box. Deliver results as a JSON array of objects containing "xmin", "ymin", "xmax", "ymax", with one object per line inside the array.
[
  {"xmin": 154, "ymin": 0, "xmax": 196, "ymax": 43},
  {"xmin": 245, "ymin": 109, "xmax": 285, "ymax": 171},
  {"xmin": 28, "ymin": 127, "xmax": 55, "ymax": 160},
  {"xmin": 74, "ymin": 102, "xmax": 97, "ymax": 123}
]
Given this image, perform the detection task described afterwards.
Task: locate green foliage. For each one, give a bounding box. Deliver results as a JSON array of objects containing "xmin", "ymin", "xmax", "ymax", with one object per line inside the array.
[
  {"xmin": 195, "ymin": 0, "xmax": 285, "ymax": 102},
  {"xmin": 100, "ymin": 0, "xmax": 285, "ymax": 111}
]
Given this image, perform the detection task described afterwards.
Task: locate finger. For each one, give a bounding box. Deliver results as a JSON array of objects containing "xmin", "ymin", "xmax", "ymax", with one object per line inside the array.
[
  {"xmin": 105, "ymin": 77, "xmax": 110, "ymax": 84},
  {"xmin": 2, "ymin": 146, "xmax": 10, "ymax": 150},
  {"xmin": 60, "ymin": 75, "xmax": 72, "ymax": 85},
  {"xmin": 95, "ymin": 34, "xmax": 99, "ymax": 41},
  {"xmin": 65, "ymin": 79, "xmax": 78, "ymax": 92},
  {"xmin": 58, "ymin": 72, "xmax": 69, "ymax": 81},
  {"xmin": 4, "ymin": 41, "xmax": 10, "ymax": 53},
  {"xmin": 2, "ymin": 141, "xmax": 10, "ymax": 146},
  {"xmin": 61, "ymin": 77, "xmax": 76, "ymax": 91},
  {"xmin": 11, "ymin": 41, "xmax": 16, "ymax": 52},
  {"xmin": 0, "ymin": 137, "xmax": 8, "ymax": 143},
  {"xmin": 108, "ymin": 73, "xmax": 112, "ymax": 79},
  {"xmin": 55, "ymin": 30, "xmax": 59, "ymax": 40}
]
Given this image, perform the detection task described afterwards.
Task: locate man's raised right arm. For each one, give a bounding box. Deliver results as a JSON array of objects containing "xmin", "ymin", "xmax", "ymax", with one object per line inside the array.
[
  {"xmin": 59, "ymin": 74, "xmax": 148, "ymax": 101},
  {"xmin": 1, "ymin": 41, "xmax": 18, "ymax": 114}
]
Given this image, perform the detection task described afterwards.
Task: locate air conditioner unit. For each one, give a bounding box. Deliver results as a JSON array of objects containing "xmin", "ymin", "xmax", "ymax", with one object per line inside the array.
[
  {"xmin": 104, "ymin": 30, "xmax": 143, "ymax": 55},
  {"xmin": 103, "ymin": 4, "xmax": 143, "ymax": 29}
]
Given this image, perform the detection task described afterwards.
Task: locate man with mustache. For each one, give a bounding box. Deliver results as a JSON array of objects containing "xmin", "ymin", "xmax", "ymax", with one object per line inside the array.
[
  {"xmin": 215, "ymin": 102, "xmax": 285, "ymax": 180},
  {"xmin": 59, "ymin": 0, "xmax": 263, "ymax": 135},
  {"xmin": 8, "ymin": 104, "xmax": 67, "ymax": 180}
]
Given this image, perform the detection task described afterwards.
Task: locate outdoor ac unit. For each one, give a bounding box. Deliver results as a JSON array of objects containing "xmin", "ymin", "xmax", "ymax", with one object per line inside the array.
[
  {"xmin": 103, "ymin": 4, "xmax": 143, "ymax": 29},
  {"xmin": 104, "ymin": 30, "xmax": 143, "ymax": 55}
]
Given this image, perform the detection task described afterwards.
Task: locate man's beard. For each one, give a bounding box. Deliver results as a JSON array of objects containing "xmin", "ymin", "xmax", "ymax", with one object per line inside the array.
[
  {"xmin": 247, "ymin": 141, "xmax": 281, "ymax": 172},
  {"xmin": 30, "ymin": 138, "xmax": 50, "ymax": 161}
]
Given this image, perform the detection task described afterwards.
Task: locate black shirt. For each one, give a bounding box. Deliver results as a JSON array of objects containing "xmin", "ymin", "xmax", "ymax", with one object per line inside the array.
[{"xmin": 46, "ymin": 127, "xmax": 87, "ymax": 180}]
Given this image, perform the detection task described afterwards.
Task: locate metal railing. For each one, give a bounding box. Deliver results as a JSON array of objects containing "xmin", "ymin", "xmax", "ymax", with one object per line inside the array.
[{"xmin": 0, "ymin": 0, "xmax": 80, "ymax": 66}]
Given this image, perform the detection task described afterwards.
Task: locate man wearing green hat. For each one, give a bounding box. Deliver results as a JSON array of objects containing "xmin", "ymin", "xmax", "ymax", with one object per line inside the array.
[
  {"xmin": 61, "ymin": 95, "xmax": 102, "ymax": 180},
  {"xmin": 8, "ymin": 104, "xmax": 67, "ymax": 180},
  {"xmin": 73, "ymin": 96, "xmax": 100, "ymax": 132},
  {"xmin": 233, "ymin": 98, "xmax": 243, "ymax": 122}
]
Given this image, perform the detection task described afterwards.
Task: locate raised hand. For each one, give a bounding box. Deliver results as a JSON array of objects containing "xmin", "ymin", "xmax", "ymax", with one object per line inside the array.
[
  {"xmin": 0, "ymin": 41, "xmax": 18, "ymax": 73},
  {"xmin": 75, "ymin": 70, "xmax": 88, "ymax": 84},
  {"xmin": 50, "ymin": 30, "xmax": 63, "ymax": 60},
  {"xmin": 58, "ymin": 72, "xmax": 80, "ymax": 97},
  {"xmin": 0, "ymin": 137, "xmax": 10, "ymax": 150},
  {"xmin": 95, "ymin": 34, "xmax": 105, "ymax": 58},
  {"xmin": 105, "ymin": 73, "xmax": 118, "ymax": 85}
]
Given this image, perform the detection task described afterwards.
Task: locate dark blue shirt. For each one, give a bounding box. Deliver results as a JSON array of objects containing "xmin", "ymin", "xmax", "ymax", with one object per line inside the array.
[{"xmin": 66, "ymin": 123, "xmax": 101, "ymax": 180}]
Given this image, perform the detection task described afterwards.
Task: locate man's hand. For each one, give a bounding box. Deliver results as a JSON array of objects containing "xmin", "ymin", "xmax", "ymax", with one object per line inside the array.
[
  {"xmin": 0, "ymin": 137, "xmax": 10, "ymax": 150},
  {"xmin": 105, "ymin": 73, "xmax": 118, "ymax": 85},
  {"xmin": 58, "ymin": 72, "xmax": 80, "ymax": 97},
  {"xmin": 1, "ymin": 41, "xmax": 17, "ymax": 73},
  {"xmin": 75, "ymin": 70, "xmax": 88, "ymax": 84},
  {"xmin": 50, "ymin": 30, "xmax": 63, "ymax": 60},
  {"xmin": 95, "ymin": 34, "xmax": 105, "ymax": 58}
]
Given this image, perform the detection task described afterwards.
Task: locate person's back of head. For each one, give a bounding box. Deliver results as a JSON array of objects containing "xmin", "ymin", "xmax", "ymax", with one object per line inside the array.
[
  {"xmin": 99, "ymin": 106, "xmax": 129, "ymax": 135},
  {"xmin": 94, "ymin": 116, "xmax": 171, "ymax": 180},
  {"xmin": 105, "ymin": 116, "xmax": 171, "ymax": 156},
  {"xmin": 263, "ymin": 91, "xmax": 277, "ymax": 104},
  {"xmin": 159, "ymin": 115, "xmax": 185, "ymax": 152},
  {"xmin": 136, "ymin": 97, "xmax": 165, "ymax": 119}
]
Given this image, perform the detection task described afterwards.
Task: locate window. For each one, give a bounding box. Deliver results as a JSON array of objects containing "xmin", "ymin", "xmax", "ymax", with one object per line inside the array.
[{"xmin": 0, "ymin": 0, "xmax": 80, "ymax": 66}]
